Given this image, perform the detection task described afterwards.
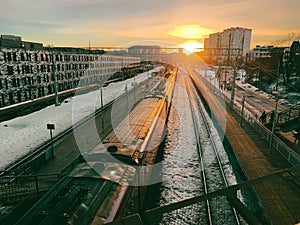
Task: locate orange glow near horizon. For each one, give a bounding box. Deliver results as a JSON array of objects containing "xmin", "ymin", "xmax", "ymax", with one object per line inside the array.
[
  {"xmin": 168, "ymin": 25, "xmax": 212, "ymax": 39},
  {"xmin": 179, "ymin": 40, "xmax": 204, "ymax": 54}
]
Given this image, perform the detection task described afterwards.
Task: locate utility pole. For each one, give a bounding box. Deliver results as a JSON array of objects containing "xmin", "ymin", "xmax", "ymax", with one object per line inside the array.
[
  {"xmin": 275, "ymin": 60, "xmax": 280, "ymax": 91},
  {"xmin": 225, "ymin": 33, "xmax": 232, "ymax": 90},
  {"xmin": 230, "ymin": 63, "xmax": 237, "ymax": 109},
  {"xmin": 269, "ymin": 55, "xmax": 280, "ymax": 153},
  {"xmin": 269, "ymin": 59, "xmax": 281, "ymax": 153},
  {"xmin": 133, "ymin": 75, "xmax": 136, "ymax": 103},
  {"xmin": 240, "ymin": 94, "xmax": 245, "ymax": 126},
  {"xmin": 51, "ymin": 50, "xmax": 59, "ymax": 106},
  {"xmin": 125, "ymin": 84, "xmax": 128, "ymax": 110},
  {"xmin": 100, "ymin": 86, "xmax": 104, "ymax": 130},
  {"xmin": 269, "ymin": 92, "xmax": 280, "ymax": 153}
]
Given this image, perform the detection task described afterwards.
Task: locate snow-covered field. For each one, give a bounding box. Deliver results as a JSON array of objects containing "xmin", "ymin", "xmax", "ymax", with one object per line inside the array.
[{"xmin": 0, "ymin": 67, "xmax": 163, "ymax": 170}]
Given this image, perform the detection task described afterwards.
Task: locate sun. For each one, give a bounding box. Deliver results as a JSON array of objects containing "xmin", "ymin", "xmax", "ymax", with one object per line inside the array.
[{"xmin": 179, "ymin": 40, "xmax": 204, "ymax": 54}]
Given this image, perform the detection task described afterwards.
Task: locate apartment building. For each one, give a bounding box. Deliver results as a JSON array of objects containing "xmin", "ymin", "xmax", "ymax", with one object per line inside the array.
[
  {"xmin": 248, "ymin": 45, "xmax": 274, "ymax": 58},
  {"xmin": 0, "ymin": 47, "xmax": 140, "ymax": 107},
  {"xmin": 204, "ymin": 27, "xmax": 252, "ymax": 65}
]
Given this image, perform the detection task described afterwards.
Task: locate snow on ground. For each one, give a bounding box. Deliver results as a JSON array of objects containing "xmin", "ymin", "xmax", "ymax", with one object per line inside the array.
[
  {"xmin": 195, "ymin": 68, "xmax": 274, "ymax": 117},
  {"xmin": 0, "ymin": 67, "xmax": 163, "ymax": 170}
]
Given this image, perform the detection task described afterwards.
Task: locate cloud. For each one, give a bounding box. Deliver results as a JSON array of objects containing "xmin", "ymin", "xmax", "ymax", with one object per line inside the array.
[{"xmin": 1, "ymin": 0, "xmax": 299, "ymax": 47}]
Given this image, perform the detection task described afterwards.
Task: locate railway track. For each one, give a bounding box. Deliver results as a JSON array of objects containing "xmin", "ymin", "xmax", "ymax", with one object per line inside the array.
[{"xmin": 183, "ymin": 69, "xmax": 241, "ymax": 225}]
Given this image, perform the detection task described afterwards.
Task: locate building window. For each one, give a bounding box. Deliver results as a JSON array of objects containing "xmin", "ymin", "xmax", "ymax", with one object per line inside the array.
[
  {"xmin": 27, "ymin": 77, "xmax": 31, "ymax": 85},
  {"xmin": 25, "ymin": 65, "xmax": 30, "ymax": 74},
  {"xmin": 37, "ymin": 76, "xmax": 41, "ymax": 83},
  {"xmin": 22, "ymin": 77, "xmax": 27, "ymax": 86},
  {"xmin": 7, "ymin": 52, "xmax": 12, "ymax": 61},
  {"xmin": 5, "ymin": 78, "xmax": 8, "ymax": 89},
  {"xmin": 13, "ymin": 52, "xmax": 17, "ymax": 61},
  {"xmin": 21, "ymin": 53, "xmax": 25, "ymax": 61},
  {"xmin": 12, "ymin": 78, "xmax": 16, "ymax": 87},
  {"xmin": 7, "ymin": 66, "xmax": 14, "ymax": 75},
  {"xmin": 8, "ymin": 92, "xmax": 14, "ymax": 104}
]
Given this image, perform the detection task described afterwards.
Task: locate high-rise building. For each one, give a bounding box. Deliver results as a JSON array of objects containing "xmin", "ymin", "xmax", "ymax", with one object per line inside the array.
[{"xmin": 204, "ymin": 27, "xmax": 252, "ymax": 65}]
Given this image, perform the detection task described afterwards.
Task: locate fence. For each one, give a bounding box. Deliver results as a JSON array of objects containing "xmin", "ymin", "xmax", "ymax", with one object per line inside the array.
[
  {"xmin": 276, "ymin": 102, "xmax": 300, "ymax": 124},
  {"xmin": 105, "ymin": 165, "xmax": 300, "ymax": 225},
  {"xmin": 232, "ymin": 97, "xmax": 300, "ymax": 166},
  {"xmin": 0, "ymin": 174, "xmax": 60, "ymax": 198}
]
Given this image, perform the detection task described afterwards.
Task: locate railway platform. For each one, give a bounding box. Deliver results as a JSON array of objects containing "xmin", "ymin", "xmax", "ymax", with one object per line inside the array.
[
  {"xmin": 188, "ymin": 67, "xmax": 300, "ymax": 225},
  {"xmin": 225, "ymin": 106, "xmax": 300, "ymax": 225}
]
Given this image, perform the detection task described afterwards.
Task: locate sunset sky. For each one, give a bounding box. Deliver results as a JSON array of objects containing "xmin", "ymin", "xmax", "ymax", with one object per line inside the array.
[{"xmin": 0, "ymin": 0, "xmax": 299, "ymax": 49}]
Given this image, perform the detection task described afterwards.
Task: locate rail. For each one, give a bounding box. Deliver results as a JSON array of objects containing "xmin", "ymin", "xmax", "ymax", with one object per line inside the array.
[
  {"xmin": 184, "ymin": 70, "xmax": 241, "ymax": 225},
  {"xmin": 183, "ymin": 73, "xmax": 213, "ymax": 224}
]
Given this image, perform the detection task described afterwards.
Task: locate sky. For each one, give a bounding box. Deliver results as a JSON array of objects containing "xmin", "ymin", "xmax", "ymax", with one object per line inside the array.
[{"xmin": 0, "ymin": 0, "xmax": 300, "ymax": 49}]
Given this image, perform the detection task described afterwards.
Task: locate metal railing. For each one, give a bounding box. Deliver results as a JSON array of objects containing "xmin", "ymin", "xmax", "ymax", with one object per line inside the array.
[
  {"xmin": 277, "ymin": 102, "xmax": 300, "ymax": 124},
  {"xmin": 106, "ymin": 165, "xmax": 300, "ymax": 225},
  {"xmin": 192, "ymin": 67, "xmax": 300, "ymax": 165},
  {"xmin": 233, "ymin": 97, "xmax": 300, "ymax": 166},
  {"xmin": 0, "ymin": 174, "xmax": 60, "ymax": 198}
]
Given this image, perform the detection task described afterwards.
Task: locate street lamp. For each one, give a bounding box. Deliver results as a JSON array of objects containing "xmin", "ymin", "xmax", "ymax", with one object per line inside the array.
[
  {"xmin": 268, "ymin": 91, "xmax": 280, "ymax": 153},
  {"xmin": 133, "ymin": 75, "xmax": 136, "ymax": 103},
  {"xmin": 100, "ymin": 86, "xmax": 104, "ymax": 130},
  {"xmin": 50, "ymin": 49, "xmax": 59, "ymax": 107},
  {"xmin": 240, "ymin": 94, "xmax": 245, "ymax": 126},
  {"xmin": 124, "ymin": 84, "xmax": 128, "ymax": 110},
  {"xmin": 230, "ymin": 69, "xmax": 237, "ymax": 109},
  {"xmin": 230, "ymin": 56, "xmax": 242, "ymax": 109}
]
